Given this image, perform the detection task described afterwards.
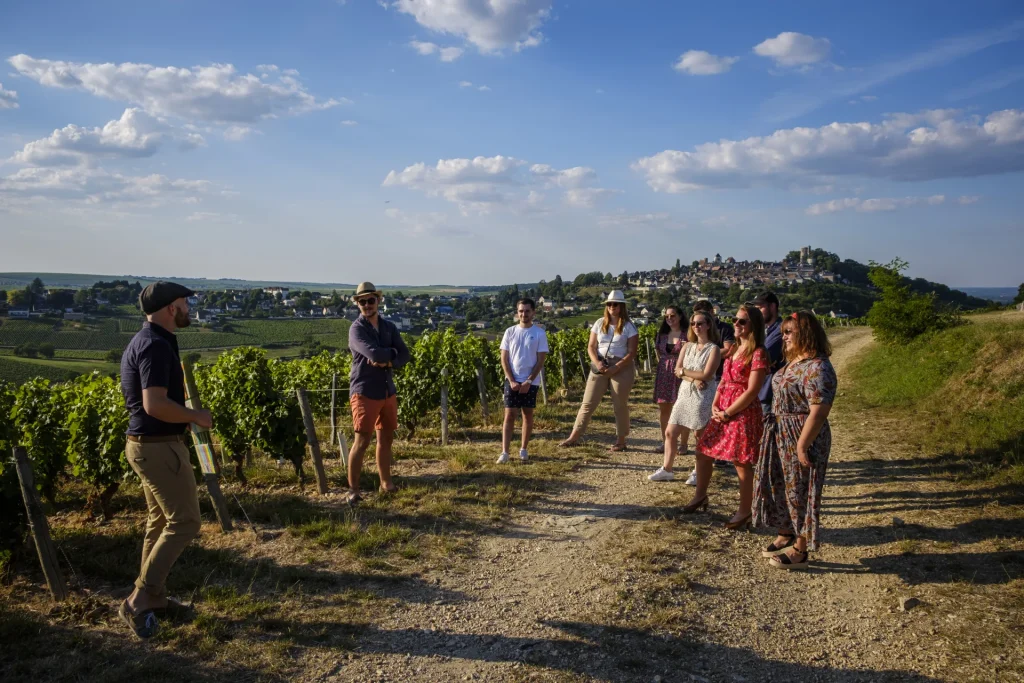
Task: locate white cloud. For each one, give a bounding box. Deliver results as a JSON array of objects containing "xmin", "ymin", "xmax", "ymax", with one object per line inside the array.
[
  {"xmin": 754, "ymin": 32, "xmax": 831, "ymax": 67},
  {"xmin": 186, "ymin": 211, "xmax": 241, "ymax": 223},
  {"xmin": 0, "ymin": 82, "xmax": 17, "ymax": 109},
  {"xmin": 958, "ymin": 195, "xmax": 980, "ymax": 205},
  {"xmin": 408, "ymin": 40, "xmax": 464, "ymax": 62},
  {"xmin": 340, "ymin": 119, "xmax": 359, "ymax": 126},
  {"xmin": 596, "ymin": 212, "xmax": 676, "ymax": 230},
  {"xmin": 384, "ymin": 156, "xmax": 614, "ymax": 212},
  {"xmin": 10, "ymin": 108, "xmax": 203, "ymax": 166},
  {"xmin": 673, "ymin": 50, "xmax": 739, "ymax": 76},
  {"xmin": 0, "ymin": 165, "xmax": 210, "ymax": 206},
  {"xmin": 633, "ymin": 108, "xmax": 1024, "ymax": 193},
  {"xmin": 8, "ymin": 54, "xmax": 342, "ymax": 124},
  {"xmin": 223, "ymin": 125, "xmax": 258, "ymax": 141},
  {"xmin": 392, "ymin": 0, "xmax": 552, "ymax": 53},
  {"xmin": 806, "ymin": 195, "xmax": 945, "ymax": 215},
  {"xmin": 384, "ymin": 206, "xmax": 469, "ymax": 237},
  {"xmin": 478, "ymin": 85, "xmax": 491, "ymax": 91},
  {"xmin": 458, "ymin": 80, "xmax": 474, "ymax": 88}
]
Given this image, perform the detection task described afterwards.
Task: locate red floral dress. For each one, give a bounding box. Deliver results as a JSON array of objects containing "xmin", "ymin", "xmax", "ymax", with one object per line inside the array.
[{"xmin": 697, "ymin": 347, "xmax": 768, "ymax": 464}]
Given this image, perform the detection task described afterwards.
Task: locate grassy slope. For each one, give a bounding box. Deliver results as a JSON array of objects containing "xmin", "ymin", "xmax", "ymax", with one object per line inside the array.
[{"xmin": 849, "ymin": 311, "xmax": 1024, "ymax": 483}]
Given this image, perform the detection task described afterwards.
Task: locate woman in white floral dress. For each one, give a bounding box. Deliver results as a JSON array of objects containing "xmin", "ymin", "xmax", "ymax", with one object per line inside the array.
[{"xmin": 648, "ymin": 312, "xmax": 720, "ymax": 482}]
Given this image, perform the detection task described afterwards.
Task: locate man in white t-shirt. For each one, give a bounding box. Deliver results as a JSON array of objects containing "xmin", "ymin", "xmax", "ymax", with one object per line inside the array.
[{"xmin": 497, "ymin": 298, "xmax": 549, "ymax": 463}]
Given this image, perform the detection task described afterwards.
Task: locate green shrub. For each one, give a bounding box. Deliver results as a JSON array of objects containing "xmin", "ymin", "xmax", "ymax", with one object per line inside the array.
[{"xmin": 866, "ymin": 258, "xmax": 962, "ymax": 345}]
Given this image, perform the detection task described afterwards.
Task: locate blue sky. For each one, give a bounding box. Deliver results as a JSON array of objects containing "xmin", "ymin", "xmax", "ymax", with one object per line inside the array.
[{"xmin": 1, "ymin": 1, "xmax": 1022, "ymax": 287}]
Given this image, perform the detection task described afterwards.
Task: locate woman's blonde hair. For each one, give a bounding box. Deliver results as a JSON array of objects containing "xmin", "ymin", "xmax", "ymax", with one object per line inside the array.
[
  {"xmin": 782, "ymin": 311, "xmax": 832, "ymax": 362},
  {"xmin": 687, "ymin": 312, "xmax": 721, "ymax": 345},
  {"xmin": 601, "ymin": 302, "xmax": 628, "ymax": 335},
  {"xmin": 733, "ymin": 304, "xmax": 766, "ymax": 364}
]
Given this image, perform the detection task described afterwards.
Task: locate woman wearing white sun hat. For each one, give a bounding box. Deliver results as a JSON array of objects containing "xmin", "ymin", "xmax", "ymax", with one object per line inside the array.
[{"xmin": 559, "ymin": 290, "xmax": 639, "ymax": 451}]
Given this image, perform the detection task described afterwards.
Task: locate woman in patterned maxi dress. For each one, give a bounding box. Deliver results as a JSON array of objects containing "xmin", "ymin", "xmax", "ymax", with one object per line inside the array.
[
  {"xmin": 685, "ymin": 305, "xmax": 768, "ymax": 529},
  {"xmin": 653, "ymin": 306, "xmax": 686, "ymax": 452},
  {"xmin": 754, "ymin": 311, "xmax": 837, "ymax": 570},
  {"xmin": 648, "ymin": 311, "xmax": 721, "ymax": 482}
]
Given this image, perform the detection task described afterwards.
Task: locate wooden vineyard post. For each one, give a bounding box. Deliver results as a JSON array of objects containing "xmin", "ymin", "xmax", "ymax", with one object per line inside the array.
[
  {"xmin": 13, "ymin": 447, "xmax": 68, "ymax": 601},
  {"xmin": 296, "ymin": 388, "xmax": 329, "ymax": 495},
  {"xmin": 337, "ymin": 428, "xmax": 349, "ymax": 469},
  {"xmin": 644, "ymin": 338, "xmax": 653, "ymax": 374},
  {"xmin": 476, "ymin": 362, "xmax": 489, "ymax": 424},
  {"xmin": 440, "ymin": 368, "xmax": 450, "ymax": 447},
  {"xmin": 539, "ymin": 371, "xmax": 548, "ymax": 405},
  {"xmin": 577, "ymin": 351, "xmax": 588, "ymax": 381},
  {"xmin": 559, "ymin": 350, "xmax": 568, "ymax": 392},
  {"xmin": 181, "ymin": 360, "xmax": 233, "ymax": 532},
  {"xmin": 329, "ymin": 373, "xmax": 338, "ymax": 450}
]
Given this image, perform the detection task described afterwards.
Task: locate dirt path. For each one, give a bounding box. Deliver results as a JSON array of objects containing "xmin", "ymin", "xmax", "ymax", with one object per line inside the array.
[{"xmin": 335, "ymin": 328, "xmax": 1021, "ymax": 682}]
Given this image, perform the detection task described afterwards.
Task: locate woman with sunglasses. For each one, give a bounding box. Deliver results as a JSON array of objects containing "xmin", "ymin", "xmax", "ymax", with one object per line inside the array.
[
  {"xmin": 559, "ymin": 291, "xmax": 638, "ymax": 451},
  {"xmin": 652, "ymin": 305, "xmax": 687, "ymax": 452},
  {"xmin": 648, "ymin": 311, "xmax": 720, "ymax": 481},
  {"xmin": 754, "ymin": 311, "xmax": 837, "ymax": 570},
  {"xmin": 683, "ymin": 304, "xmax": 768, "ymax": 529}
]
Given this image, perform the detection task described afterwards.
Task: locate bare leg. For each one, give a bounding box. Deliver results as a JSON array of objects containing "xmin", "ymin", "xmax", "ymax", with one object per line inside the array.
[
  {"xmin": 658, "ymin": 404, "xmax": 672, "ymax": 442},
  {"xmin": 662, "ymin": 425, "xmax": 690, "ymax": 472},
  {"xmin": 685, "ymin": 452, "xmax": 715, "ymax": 507},
  {"xmin": 732, "ymin": 463, "xmax": 754, "ymax": 523},
  {"xmin": 376, "ymin": 429, "xmax": 395, "ymax": 491},
  {"xmin": 348, "ymin": 431, "xmax": 374, "ymax": 493},
  {"xmin": 521, "ymin": 408, "xmax": 534, "ymax": 451},
  {"xmin": 502, "ymin": 408, "xmax": 517, "ymax": 454}
]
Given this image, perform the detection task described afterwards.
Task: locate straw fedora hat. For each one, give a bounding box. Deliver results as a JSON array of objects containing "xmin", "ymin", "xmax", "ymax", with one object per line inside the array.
[{"xmin": 604, "ymin": 290, "xmax": 627, "ymax": 304}]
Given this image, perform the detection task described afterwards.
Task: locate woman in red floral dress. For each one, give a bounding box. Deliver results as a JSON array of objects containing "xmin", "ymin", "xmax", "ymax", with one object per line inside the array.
[{"xmin": 683, "ymin": 304, "xmax": 768, "ymax": 529}]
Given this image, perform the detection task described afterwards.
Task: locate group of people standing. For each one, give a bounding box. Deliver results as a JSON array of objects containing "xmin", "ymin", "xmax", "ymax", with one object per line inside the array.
[
  {"xmin": 644, "ymin": 293, "xmax": 838, "ymax": 570},
  {"xmin": 115, "ymin": 278, "xmax": 837, "ymax": 640}
]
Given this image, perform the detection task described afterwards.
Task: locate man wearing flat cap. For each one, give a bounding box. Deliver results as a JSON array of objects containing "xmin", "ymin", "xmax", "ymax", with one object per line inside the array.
[
  {"xmin": 346, "ymin": 282, "xmax": 410, "ymax": 505},
  {"xmin": 117, "ymin": 281, "xmax": 213, "ymax": 639}
]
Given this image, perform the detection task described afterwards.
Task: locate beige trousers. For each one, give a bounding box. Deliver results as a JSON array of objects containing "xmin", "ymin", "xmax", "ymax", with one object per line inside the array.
[
  {"xmin": 572, "ymin": 363, "xmax": 636, "ymax": 440},
  {"xmin": 126, "ymin": 440, "xmax": 201, "ymax": 598}
]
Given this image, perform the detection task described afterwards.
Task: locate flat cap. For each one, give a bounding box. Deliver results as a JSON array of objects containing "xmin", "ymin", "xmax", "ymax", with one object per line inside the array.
[
  {"xmin": 139, "ymin": 281, "xmax": 195, "ymax": 314},
  {"xmin": 751, "ymin": 291, "xmax": 780, "ymax": 307}
]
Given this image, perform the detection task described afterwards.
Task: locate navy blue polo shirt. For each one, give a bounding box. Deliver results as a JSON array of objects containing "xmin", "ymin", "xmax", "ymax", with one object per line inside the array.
[{"xmin": 120, "ymin": 321, "xmax": 187, "ymax": 436}]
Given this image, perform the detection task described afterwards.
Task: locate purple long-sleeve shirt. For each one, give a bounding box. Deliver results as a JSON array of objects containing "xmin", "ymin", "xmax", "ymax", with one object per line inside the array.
[{"xmin": 348, "ymin": 315, "xmax": 411, "ymax": 399}]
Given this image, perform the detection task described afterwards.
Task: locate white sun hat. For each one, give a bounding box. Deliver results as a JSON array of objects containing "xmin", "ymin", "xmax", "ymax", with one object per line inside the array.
[{"xmin": 604, "ymin": 290, "xmax": 627, "ymax": 304}]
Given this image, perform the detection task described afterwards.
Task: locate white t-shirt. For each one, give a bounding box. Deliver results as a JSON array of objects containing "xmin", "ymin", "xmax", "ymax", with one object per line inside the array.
[
  {"xmin": 500, "ymin": 324, "xmax": 549, "ymax": 384},
  {"xmin": 591, "ymin": 319, "xmax": 639, "ymax": 359}
]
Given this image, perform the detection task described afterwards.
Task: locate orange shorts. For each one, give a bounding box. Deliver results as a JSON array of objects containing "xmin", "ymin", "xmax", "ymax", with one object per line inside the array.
[{"xmin": 350, "ymin": 393, "xmax": 399, "ymax": 433}]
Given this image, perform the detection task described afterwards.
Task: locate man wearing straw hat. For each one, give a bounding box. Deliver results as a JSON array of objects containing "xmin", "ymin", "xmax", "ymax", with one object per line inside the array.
[
  {"xmin": 346, "ymin": 282, "xmax": 410, "ymax": 505},
  {"xmin": 118, "ymin": 281, "xmax": 212, "ymax": 639}
]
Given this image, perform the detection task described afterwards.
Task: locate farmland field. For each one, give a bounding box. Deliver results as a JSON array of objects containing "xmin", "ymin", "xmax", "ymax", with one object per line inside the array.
[{"xmin": 0, "ymin": 356, "xmax": 118, "ymax": 384}]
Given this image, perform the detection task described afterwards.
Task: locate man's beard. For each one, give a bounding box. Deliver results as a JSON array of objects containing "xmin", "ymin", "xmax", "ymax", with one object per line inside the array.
[{"xmin": 174, "ymin": 308, "xmax": 191, "ymax": 328}]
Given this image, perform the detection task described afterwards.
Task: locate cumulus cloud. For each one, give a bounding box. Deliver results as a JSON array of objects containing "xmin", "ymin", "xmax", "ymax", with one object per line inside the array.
[
  {"xmin": 806, "ymin": 195, "xmax": 945, "ymax": 215},
  {"xmin": 7, "ymin": 54, "xmax": 342, "ymax": 124},
  {"xmin": 392, "ymin": 0, "xmax": 552, "ymax": 53},
  {"xmin": 0, "ymin": 82, "xmax": 17, "ymax": 109},
  {"xmin": 754, "ymin": 32, "xmax": 831, "ymax": 67},
  {"xmin": 957, "ymin": 195, "xmax": 980, "ymax": 205},
  {"xmin": 673, "ymin": 50, "xmax": 739, "ymax": 76},
  {"xmin": 409, "ymin": 40, "xmax": 464, "ymax": 61},
  {"xmin": 0, "ymin": 165, "xmax": 210, "ymax": 206},
  {"xmin": 10, "ymin": 108, "xmax": 203, "ymax": 166},
  {"xmin": 632, "ymin": 108, "xmax": 1024, "ymax": 193},
  {"xmin": 223, "ymin": 125, "xmax": 257, "ymax": 141},
  {"xmin": 384, "ymin": 156, "xmax": 614, "ymax": 212}
]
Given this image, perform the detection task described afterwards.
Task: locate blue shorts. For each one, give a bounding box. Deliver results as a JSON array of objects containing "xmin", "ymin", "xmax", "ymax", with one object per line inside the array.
[{"xmin": 503, "ymin": 381, "xmax": 539, "ymax": 409}]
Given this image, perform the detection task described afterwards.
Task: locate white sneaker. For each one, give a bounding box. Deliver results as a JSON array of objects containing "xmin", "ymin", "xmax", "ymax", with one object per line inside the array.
[
  {"xmin": 519, "ymin": 449, "xmax": 529, "ymax": 462},
  {"xmin": 685, "ymin": 469, "xmax": 698, "ymax": 486},
  {"xmin": 648, "ymin": 467, "xmax": 675, "ymax": 482},
  {"xmin": 496, "ymin": 453, "xmax": 510, "ymax": 464}
]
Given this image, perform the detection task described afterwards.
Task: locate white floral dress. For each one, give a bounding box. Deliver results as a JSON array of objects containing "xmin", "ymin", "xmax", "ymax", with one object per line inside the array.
[{"xmin": 668, "ymin": 342, "xmax": 718, "ymax": 430}]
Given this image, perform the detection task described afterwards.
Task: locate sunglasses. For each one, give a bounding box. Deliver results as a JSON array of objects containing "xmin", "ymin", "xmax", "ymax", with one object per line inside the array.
[
  {"xmin": 734, "ymin": 318, "xmax": 750, "ymax": 327},
  {"xmin": 605, "ymin": 302, "xmax": 621, "ymax": 307},
  {"xmin": 691, "ymin": 321, "xmax": 706, "ymax": 327},
  {"xmin": 782, "ymin": 329, "xmax": 794, "ymax": 336},
  {"xmin": 356, "ymin": 298, "xmax": 377, "ymax": 307}
]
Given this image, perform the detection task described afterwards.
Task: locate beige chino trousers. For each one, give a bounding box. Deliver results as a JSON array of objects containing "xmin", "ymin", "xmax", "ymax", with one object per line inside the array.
[
  {"xmin": 572, "ymin": 362, "xmax": 636, "ymax": 440},
  {"xmin": 126, "ymin": 440, "xmax": 201, "ymax": 598}
]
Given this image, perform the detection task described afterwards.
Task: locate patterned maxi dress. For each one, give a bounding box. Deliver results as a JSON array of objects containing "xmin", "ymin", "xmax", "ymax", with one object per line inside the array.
[
  {"xmin": 752, "ymin": 356, "xmax": 838, "ymax": 551},
  {"xmin": 668, "ymin": 342, "xmax": 718, "ymax": 430},
  {"xmin": 697, "ymin": 348, "xmax": 769, "ymax": 464},
  {"xmin": 653, "ymin": 334, "xmax": 684, "ymax": 404}
]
